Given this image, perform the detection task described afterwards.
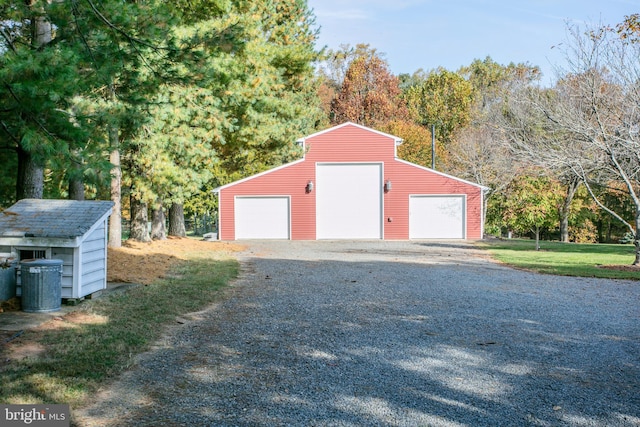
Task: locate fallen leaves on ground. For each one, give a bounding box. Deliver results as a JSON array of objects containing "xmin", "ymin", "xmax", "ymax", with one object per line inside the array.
[
  {"xmin": 1, "ymin": 237, "xmax": 245, "ymax": 360},
  {"xmin": 108, "ymin": 237, "xmax": 244, "ymax": 285}
]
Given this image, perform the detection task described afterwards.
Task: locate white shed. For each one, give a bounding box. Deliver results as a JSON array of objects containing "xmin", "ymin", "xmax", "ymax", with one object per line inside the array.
[{"xmin": 0, "ymin": 199, "xmax": 114, "ymax": 300}]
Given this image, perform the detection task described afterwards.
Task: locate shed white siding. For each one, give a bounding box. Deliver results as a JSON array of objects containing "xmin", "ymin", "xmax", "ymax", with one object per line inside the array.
[
  {"xmin": 51, "ymin": 247, "xmax": 74, "ymax": 298},
  {"xmin": 79, "ymin": 223, "xmax": 108, "ymax": 296},
  {"xmin": 17, "ymin": 246, "xmax": 74, "ymax": 298},
  {"xmin": 0, "ymin": 199, "xmax": 113, "ymax": 301}
]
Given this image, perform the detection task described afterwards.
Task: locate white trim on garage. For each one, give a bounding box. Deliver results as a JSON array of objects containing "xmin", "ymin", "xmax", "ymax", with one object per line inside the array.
[
  {"xmin": 297, "ymin": 122, "xmax": 403, "ymax": 147},
  {"xmin": 396, "ymin": 158, "xmax": 490, "ymax": 191},
  {"xmin": 235, "ymin": 196, "xmax": 291, "ymax": 239},
  {"xmin": 316, "ymin": 163, "xmax": 383, "ymax": 239},
  {"xmin": 409, "ymin": 195, "xmax": 466, "ymax": 239}
]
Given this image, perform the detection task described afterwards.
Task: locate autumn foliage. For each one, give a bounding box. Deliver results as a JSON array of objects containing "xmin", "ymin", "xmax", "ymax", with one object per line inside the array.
[
  {"xmin": 331, "ymin": 55, "xmax": 408, "ymax": 128},
  {"xmin": 380, "ymin": 120, "xmax": 447, "ymax": 168}
]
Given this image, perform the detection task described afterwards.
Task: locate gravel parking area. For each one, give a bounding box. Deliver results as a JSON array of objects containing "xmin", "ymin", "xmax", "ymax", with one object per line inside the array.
[{"xmin": 76, "ymin": 240, "xmax": 640, "ymax": 426}]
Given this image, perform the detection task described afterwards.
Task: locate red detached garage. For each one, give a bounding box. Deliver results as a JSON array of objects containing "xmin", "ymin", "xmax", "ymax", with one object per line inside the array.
[{"xmin": 214, "ymin": 122, "xmax": 486, "ymax": 240}]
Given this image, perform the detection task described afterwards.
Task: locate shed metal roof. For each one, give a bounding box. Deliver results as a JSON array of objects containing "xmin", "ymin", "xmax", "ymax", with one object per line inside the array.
[{"xmin": 0, "ymin": 199, "xmax": 114, "ymax": 239}]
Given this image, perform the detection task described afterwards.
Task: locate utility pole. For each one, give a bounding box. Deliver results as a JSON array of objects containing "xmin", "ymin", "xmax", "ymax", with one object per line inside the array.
[{"xmin": 431, "ymin": 124, "xmax": 436, "ymax": 170}]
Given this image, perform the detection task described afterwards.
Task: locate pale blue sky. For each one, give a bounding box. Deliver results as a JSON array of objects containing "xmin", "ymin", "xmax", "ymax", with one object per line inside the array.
[{"xmin": 307, "ymin": 0, "xmax": 639, "ymax": 85}]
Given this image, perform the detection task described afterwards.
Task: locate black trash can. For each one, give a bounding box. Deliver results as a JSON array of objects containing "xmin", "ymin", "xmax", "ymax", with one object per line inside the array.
[
  {"xmin": 0, "ymin": 259, "xmax": 17, "ymax": 301},
  {"xmin": 20, "ymin": 259, "xmax": 63, "ymax": 313}
]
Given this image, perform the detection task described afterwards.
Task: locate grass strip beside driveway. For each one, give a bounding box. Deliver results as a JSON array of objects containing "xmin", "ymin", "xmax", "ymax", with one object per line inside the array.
[
  {"xmin": 479, "ymin": 239, "xmax": 640, "ymax": 280},
  {"xmin": 0, "ymin": 252, "xmax": 238, "ymax": 407}
]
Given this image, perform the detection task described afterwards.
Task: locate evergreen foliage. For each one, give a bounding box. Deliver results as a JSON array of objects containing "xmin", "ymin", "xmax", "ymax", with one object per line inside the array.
[
  {"xmin": 1, "ymin": 0, "xmax": 323, "ymax": 242},
  {"xmin": 4, "ymin": 2, "xmax": 634, "ymax": 255}
]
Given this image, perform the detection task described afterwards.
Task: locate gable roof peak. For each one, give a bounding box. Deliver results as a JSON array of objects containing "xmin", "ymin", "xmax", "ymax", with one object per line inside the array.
[{"xmin": 297, "ymin": 122, "xmax": 403, "ymax": 145}]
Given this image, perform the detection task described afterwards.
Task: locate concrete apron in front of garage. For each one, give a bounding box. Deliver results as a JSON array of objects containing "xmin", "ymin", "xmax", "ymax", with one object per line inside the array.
[{"xmin": 237, "ymin": 239, "xmax": 490, "ymax": 266}]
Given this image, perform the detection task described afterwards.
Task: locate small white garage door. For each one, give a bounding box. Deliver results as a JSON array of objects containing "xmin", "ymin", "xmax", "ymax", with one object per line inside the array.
[
  {"xmin": 235, "ymin": 197, "xmax": 290, "ymax": 239},
  {"xmin": 410, "ymin": 195, "xmax": 465, "ymax": 239},
  {"xmin": 316, "ymin": 163, "xmax": 382, "ymax": 239}
]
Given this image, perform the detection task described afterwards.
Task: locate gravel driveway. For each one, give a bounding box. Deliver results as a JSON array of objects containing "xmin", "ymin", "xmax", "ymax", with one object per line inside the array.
[{"xmin": 76, "ymin": 240, "xmax": 639, "ymax": 426}]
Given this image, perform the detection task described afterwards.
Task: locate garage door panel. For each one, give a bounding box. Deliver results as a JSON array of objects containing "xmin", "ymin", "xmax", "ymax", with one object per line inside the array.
[
  {"xmin": 410, "ymin": 196, "xmax": 465, "ymax": 239},
  {"xmin": 235, "ymin": 197, "xmax": 290, "ymax": 239},
  {"xmin": 316, "ymin": 164, "xmax": 382, "ymax": 239}
]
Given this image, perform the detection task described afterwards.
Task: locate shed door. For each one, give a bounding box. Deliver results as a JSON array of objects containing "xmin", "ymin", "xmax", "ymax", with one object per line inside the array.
[
  {"xmin": 316, "ymin": 163, "xmax": 382, "ymax": 239},
  {"xmin": 235, "ymin": 197, "xmax": 290, "ymax": 239},
  {"xmin": 410, "ymin": 195, "xmax": 465, "ymax": 239}
]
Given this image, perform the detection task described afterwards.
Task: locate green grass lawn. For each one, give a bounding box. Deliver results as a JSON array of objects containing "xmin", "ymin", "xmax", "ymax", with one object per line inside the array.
[
  {"xmin": 0, "ymin": 250, "xmax": 239, "ymax": 409},
  {"xmin": 1, "ymin": 238, "xmax": 636, "ymax": 413},
  {"xmin": 478, "ymin": 238, "xmax": 640, "ymax": 280}
]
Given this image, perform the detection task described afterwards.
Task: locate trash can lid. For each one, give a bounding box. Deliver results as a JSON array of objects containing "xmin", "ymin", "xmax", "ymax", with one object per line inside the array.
[{"xmin": 20, "ymin": 259, "xmax": 64, "ymax": 266}]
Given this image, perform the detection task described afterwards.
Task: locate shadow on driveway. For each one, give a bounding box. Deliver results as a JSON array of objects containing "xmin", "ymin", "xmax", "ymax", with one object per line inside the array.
[{"xmin": 75, "ymin": 241, "xmax": 640, "ymax": 426}]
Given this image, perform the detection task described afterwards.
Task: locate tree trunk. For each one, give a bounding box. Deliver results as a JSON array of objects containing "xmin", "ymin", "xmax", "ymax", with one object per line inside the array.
[
  {"xmin": 107, "ymin": 104, "xmax": 122, "ymax": 247},
  {"xmin": 168, "ymin": 203, "xmax": 187, "ymax": 237},
  {"xmin": 559, "ymin": 178, "xmax": 580, "ymax": 243},
  {"xmin": 14, "ymin": 1, "xmax": 50, "ymax": 201},
  {"xmin": 151, "ymin": 199, "xmax": 167, "ymax": 240},
  {"xmin": 482, "ymin": 191, "xmax": 492, "ymax": 238},
  {"xmin": 68, "ymin": 177, "xmax": 84, "ymax": 200},
  {"xmin": 30, "ymin": 6, "xmax": 52, "ymax": 47},
  {"xmin": 535, "ymin": 225, "xmax": 540, "ymax": 251},
  {"xmin": 67, "ymin": 147, "xmax": 85, "ymax": 200},
  {"xmin": 634, "ymin": 214, "xmax": 640, "ymax": 266},
  {"xmin": 68, "ymin": 158, "xmax": 85, "ymax": 200},
  {"xmin": 16, "ymin": 145, "xmax": 44, "ymax": 199},
  {"xmin": 130, "ymin": 196, "xmax": 151, "ymax": 242}
]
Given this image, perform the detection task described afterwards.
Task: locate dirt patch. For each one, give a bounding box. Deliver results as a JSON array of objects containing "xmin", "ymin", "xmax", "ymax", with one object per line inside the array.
[
  {"xmin": 5, "ymin": 340, "xmax": 46, "ymax": 361},
  {"xmin": 597, "ymin": 264, "xmax": 640, "ymax": 272},
  {"xmin": 1, "ymin": 237, "xmax": 245, "ymax": 361},
  {"xmin": 2, "ymin": 312, "xmax": 111, "ymax": 362},
  {"xmin": 36, "ymin": 311, "xmax": 109, "ymax": 331}
]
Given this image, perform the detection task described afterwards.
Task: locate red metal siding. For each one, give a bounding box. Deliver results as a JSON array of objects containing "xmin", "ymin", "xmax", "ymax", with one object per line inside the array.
[
  {"xmin": 304, "ymin": 125, "xmax": 396, "ymax": 163},
  {"xmin": 384, "ymin": 160, "xmax": 483, "ymax": 239},
  {"xmin": 219, "ymin": 161, "xmax": 317, "ymax": 240},
  {"xmin": 218, "ymin": 123, "xmax": 484, "ymax": 240}
]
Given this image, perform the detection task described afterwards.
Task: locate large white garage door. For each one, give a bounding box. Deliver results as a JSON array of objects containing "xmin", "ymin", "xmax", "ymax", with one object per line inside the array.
[
  {"xmin": 410, "ymin": 195, "xmax": 465, "ymax": 239},
  {"xmin": 235, "ymin": 197, "xmax": 290, "ymax": 239},
  {"xmin": 316, "ymin": 163, "xmax": 382, "ymax": 239}
]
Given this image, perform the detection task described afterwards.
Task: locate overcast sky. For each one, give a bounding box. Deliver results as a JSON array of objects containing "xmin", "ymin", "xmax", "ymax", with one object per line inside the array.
[{"xmin": 307, "ymin": 0, "xmax": 638, "ymax": 86}]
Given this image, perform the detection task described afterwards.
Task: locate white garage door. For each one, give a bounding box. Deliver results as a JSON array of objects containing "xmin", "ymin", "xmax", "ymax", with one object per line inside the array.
[
  {"xmin": 316, "ymin": 163, "xmax": 382, "ymax": 239},
  {"xmin": 410, "ymin": 195, "xmax": 465, "ymax": 239},
  {"xmin": 235, "ymin": 197, "xmax": 290, "ymax": 239}
]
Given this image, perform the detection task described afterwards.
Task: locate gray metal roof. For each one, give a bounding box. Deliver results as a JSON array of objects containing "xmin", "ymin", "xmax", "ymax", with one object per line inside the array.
[{"xmin": 0, "ymin": 199, "xmax": 114, "ymax": 239}]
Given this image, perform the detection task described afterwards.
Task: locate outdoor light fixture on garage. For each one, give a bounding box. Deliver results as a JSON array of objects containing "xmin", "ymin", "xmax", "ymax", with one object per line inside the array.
[{"xmin": 213, "ymin": 122, "xmax": 487, "ymax": 240}]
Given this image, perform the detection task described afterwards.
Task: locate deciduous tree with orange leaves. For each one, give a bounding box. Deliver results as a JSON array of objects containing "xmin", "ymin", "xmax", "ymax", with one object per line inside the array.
[{"xmin": 331, "ymin": 50, "xmax": 408, "ymax": 128}]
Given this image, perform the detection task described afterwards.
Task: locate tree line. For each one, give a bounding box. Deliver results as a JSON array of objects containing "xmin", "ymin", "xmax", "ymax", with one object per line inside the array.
[
  {"xmin": 1, "ymin": 0, "xmax": 323, "ymax": 246},
  {"xmin": 317, "ymin": 16, "xmax": 640, "ymax": 263},
  {"xmin": 1, "ymin": 2, "xmax": 638, "ymax": 262}
]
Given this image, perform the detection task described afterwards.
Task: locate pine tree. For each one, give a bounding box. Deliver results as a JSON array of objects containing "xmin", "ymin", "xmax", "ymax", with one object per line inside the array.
[
  {"xmin": 122, "ymin": 0, "xmax": 324, "ymax": 240},
  {"xmin": 0, "ymin": 0, "xmax": 176, "ymax": 210}
]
